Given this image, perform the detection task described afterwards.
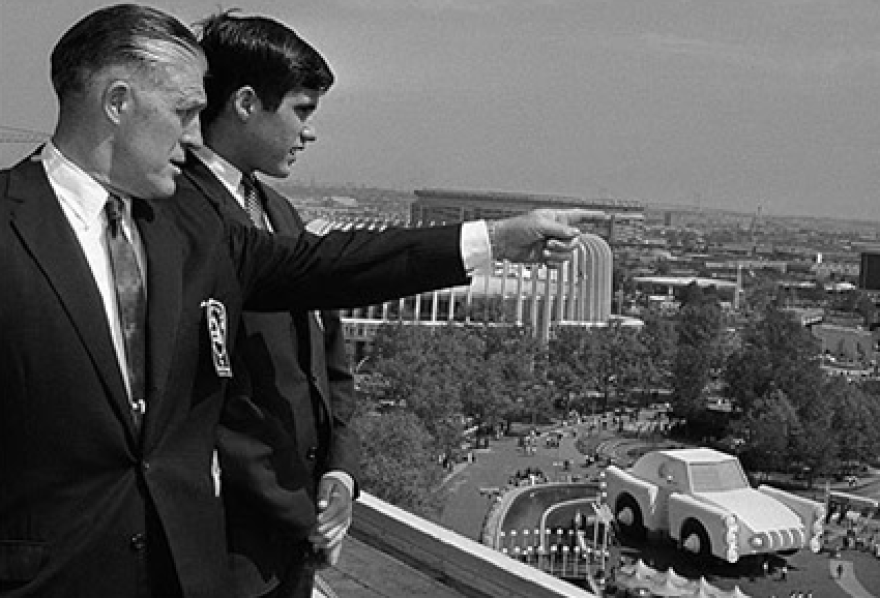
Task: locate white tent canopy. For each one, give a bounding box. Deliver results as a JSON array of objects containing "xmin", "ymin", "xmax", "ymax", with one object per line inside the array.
[{"xmin": 615, "ymin": 563, "xmax": 750, "ymax": 598}]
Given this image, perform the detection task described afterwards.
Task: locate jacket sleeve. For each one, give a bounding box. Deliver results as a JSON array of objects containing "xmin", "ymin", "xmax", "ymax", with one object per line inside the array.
[
  {"xmin": 321, "ymin": 310, "xmax": 361, "ymax": 496},
  {"xmin": 227, "ymin": 219, "xmax": 470, "ymax": 312}
]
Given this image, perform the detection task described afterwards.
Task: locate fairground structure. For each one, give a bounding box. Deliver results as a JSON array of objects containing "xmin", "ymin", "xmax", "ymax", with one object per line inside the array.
[{"xmin": 304, "ymin": 188, "xmax": 645, "ymax": 359}]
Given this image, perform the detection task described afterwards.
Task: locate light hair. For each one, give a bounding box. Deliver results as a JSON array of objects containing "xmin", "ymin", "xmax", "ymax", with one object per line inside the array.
[{"xmin": 51, "ymin": 4, "xmax": 205, "ymax": 101}]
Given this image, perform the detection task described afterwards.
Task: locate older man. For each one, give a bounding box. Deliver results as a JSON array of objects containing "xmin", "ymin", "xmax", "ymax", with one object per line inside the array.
[{"xmin": 0, "ymin": 4, "xmax": 597, "ymax": 597}]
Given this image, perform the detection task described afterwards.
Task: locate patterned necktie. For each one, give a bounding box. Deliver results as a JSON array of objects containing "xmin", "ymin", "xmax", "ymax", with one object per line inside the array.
[
  {"xmin": 241, "ymin": 175, "xmax": 269, "ymax": 230},
  {"xmin": 105, "ymin": 194, "xmax": 147, "ymax": 430}
]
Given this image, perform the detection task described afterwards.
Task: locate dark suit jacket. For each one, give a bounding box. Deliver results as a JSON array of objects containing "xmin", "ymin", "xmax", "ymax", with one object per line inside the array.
[
  {"xmin": 0, "ymin": 153, "xmax": 467, "ymax": 598},
  {"xmin": 182, "ymin": 158, "xmax": 360, "ymax": 596}
]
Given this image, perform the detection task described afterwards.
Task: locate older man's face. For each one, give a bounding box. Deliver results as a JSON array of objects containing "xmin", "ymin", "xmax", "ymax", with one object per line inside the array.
[{"xmin": 108, "ymin": 57, "xmax": 207, "ymax": 199}]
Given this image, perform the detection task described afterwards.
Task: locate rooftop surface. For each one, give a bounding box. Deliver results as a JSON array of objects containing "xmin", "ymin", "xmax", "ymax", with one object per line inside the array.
[{"xmin": 320, "ymin": 536, "xmax": 470, "ymax": 598}]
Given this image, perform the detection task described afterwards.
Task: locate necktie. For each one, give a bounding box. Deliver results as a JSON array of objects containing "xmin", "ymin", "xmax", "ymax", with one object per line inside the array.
[
  {"xmin": 105, "ymin": 194, "xmax": 147, "ymax": 430},
  {"xmin": 241, "ymin": 175, "xmax": 269, "ymax": 230}
]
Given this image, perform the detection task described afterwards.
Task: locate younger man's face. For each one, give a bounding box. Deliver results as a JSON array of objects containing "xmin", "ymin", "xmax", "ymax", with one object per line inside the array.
[{"xmin": 246, "ymin": 88, "xmax": 320, "ymax": 179}]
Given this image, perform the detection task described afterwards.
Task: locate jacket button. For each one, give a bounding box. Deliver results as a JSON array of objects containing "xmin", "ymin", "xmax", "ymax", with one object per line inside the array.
[
  {"xmin": 130, "ymin": 533, "xmax": 146, "ymax": 552},
  {"xmin": 306, "ymin": 447, "xmax": 318, "ymax": 460}
]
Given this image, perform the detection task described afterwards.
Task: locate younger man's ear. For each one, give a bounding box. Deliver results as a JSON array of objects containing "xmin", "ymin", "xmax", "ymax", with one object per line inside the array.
[{"xmin": 232, "ymin": 86, "xmax": 259, "ymax": 121}]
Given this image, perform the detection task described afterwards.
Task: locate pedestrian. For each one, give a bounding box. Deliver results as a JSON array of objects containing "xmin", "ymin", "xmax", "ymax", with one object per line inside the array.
[
  {"xmin": 780, "ymin": 564, "xmax": 788, "ymax": 581},
  {"xmin": 837, "ymin": 562, "xmax": 844, "ymax": 579}
]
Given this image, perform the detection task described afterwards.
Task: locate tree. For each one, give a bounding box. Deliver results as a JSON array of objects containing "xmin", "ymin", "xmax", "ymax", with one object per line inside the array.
[
  {"xmin": 638, "ymin": 309, "xmax": 677, "ymax": 396},
  {"xmin": 828, "ymin": 379, "xmax": 880, "ymax": 467},
  {"xmin": 733, "ymin": 389, "xmax": 798, "ymax": 475},
  {"xmin": 672, "ymin": 285, "xmax": 724, "ymax": 420},
  {"xmin": 354, "ymin": 323, "xmax": 485, "ymax": 516},
  {"xmin": 724, "ymin": 304, "xmax": 823, "ymax": 416},
  {"xmin": 548, "ymin": 321, "xmax": 660, "ymax": 413},
  {"xmin": 369, "ymin": 323, "xmax": 481, "ymax": 454},
  {"xmin": 724, "ymin": 304, "xmax": 834, "ymax": 484},
  {"xmin": 474, "ymin": 325, "xmax": 544, "ymax": 425},
  {"xmin": 548, "ymin": 326, "xmax": 618, "ymax": 412},
  {"xmin": 352, "ymin": 410, "xmax": 448, "ymax": 518},
  {"xmin": 590, "ymin": 323, "xmax": 651, "ymax": 410},
  {"xmin": 739, "ymin": 276, "xmax": 779, "ymax": 315},
  {"xmin": 547, "ymin": 326, "xmax": 596, "ymax": 409},
  {"xmin": 789, "ymin": 386, "xmax": 836, "ymax": 486},
  {"xmin": 356, "ymin": 322, "xmax": 557, "ymax": 515}
]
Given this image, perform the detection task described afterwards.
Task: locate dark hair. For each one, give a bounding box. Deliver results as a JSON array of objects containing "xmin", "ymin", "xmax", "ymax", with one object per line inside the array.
[
  {"xmin": 195, "ymin": 10, "xmax": 334, "ymax": 128},
  {"xmin": 51, "ymin": 4, "xmax": 203, "ymax": 101}
]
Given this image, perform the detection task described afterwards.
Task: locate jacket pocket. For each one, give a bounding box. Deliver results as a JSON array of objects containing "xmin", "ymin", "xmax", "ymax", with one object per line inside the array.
[{"xmin": 0, "ymin": 540, "xmax": 47, "ymax": 582}]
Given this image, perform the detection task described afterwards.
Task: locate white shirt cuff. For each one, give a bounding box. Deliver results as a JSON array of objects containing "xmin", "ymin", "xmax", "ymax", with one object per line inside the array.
[
  {"xmin": 322, "ymin": 470, "xmax": 356, "ymax": 499},
  {"xmin": 461, "ymin": 220, "xmax": 492, "ymax": 274}
]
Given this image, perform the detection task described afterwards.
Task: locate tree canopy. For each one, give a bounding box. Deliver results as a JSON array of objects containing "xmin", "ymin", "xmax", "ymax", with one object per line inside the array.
[{"xmin": 352, "ymin": 322, "xmax": 545, "ymax": 515}]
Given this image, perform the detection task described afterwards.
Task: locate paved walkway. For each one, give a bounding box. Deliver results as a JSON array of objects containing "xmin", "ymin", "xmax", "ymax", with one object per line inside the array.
[
  {"xmin": 830, "ymin": 559, "xmax": 877, "ymax": 598},
  {"xmin": 439, "ymin": 424, "xmax": 591, "ymax": 539},
  {"xmin": 437, "ymin": 420, "xmax": 880, "ymax": 598}
]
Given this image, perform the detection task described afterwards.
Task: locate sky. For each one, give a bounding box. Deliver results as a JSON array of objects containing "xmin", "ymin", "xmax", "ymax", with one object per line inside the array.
[{"xmin": 3, "ymin": 0, "xmax": 880, "ymax": 220}]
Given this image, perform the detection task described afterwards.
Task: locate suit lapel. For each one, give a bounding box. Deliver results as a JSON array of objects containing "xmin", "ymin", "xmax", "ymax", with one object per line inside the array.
[
  {"xmin": 133, "ymin": 198, "xmax": 182, "ymax": 443},
  {"xmin": 7, "ymin": 158, "xmax": 138, "ymax": 439},
  {"xmin": 262, "ymin": 187, "xmax": 334, "ymax": 416},
  {"xmin": 182, "ymin": 154, "xmax": 251, "ymax": 227},
  {"xmin": 262, "ymin": 186, "xmax": 299, "ymax": 236}
]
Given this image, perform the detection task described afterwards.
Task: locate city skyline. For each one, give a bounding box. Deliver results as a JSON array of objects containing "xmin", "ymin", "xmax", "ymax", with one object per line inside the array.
[{"xmin": 4, "ymin": 0, "xmax": 880, "ymax": 221}]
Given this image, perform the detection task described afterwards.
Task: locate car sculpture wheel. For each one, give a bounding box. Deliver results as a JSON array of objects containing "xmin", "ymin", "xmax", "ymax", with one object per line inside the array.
[
  {"xmin": 680, "ymin": 519, "xmax": 711, "ymax": 559},
  {"xmin": 614, "ymin": 494, "xmax": 646, "ymax": 541}
]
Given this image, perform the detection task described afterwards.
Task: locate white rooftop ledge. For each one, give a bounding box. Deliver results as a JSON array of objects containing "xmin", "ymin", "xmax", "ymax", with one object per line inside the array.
[{"xmin": 352, "ymin": 492, "xmax": 597, "ymax": 598}]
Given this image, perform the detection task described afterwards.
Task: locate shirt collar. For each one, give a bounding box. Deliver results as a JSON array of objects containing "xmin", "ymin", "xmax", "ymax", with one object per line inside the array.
[{"xmin": 42, "ymin": 141, "xmax": 117, "ymax": 230}]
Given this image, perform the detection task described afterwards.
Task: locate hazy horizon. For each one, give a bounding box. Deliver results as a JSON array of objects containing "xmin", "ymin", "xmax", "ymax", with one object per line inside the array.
[{"xmin": 4, "ymin": 0, "xmax": 880, "ymax": 222}]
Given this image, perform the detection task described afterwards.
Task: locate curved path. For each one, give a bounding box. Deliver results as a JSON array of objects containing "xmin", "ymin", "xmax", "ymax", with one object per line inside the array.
[{"xmin": 830, "ymin": 559, "xmax": 877, "ymax": 598}]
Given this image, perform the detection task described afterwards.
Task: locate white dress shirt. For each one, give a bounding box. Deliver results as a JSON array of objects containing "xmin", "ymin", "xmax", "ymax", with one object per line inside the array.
[{"xmin": 42, "ymin": 142, "xmax": 146, "ymax": 401}]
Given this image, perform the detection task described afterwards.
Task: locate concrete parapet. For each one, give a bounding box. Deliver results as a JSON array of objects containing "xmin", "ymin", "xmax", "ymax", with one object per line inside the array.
[{"xmin": 351, "ymin": 492, "xmax": 597, "ymax": 598}]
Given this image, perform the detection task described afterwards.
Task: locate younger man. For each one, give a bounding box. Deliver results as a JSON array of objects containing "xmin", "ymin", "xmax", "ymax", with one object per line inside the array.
[{"xmin": 190, "ymin": 11, "xmax": 357, "ymax": 598}]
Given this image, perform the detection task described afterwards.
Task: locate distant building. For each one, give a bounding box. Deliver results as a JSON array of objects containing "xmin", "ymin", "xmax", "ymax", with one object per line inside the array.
[
  {"xmin": 411, "ymin": 188, "xmax": 646, "ymax": 244},
  {"xmin": 859, "ymin": 250, "xmax": 880, "ymax": 291},
  {"xmin": 336, "ymin": 230, "xmax": 628, "ymax": 360},
  {"xmin": 631, "ymin": 275, "xmax": 738, "ymax": 310},
  {"xmin": 307, "ymin": 188, "xmax": 643, "ymax": 358}
]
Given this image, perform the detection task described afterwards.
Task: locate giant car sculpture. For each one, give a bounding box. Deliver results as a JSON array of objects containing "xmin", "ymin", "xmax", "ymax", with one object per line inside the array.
[{"xmin": 604, "ymin": 448, "xmax": 824, "ymax": 563}]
